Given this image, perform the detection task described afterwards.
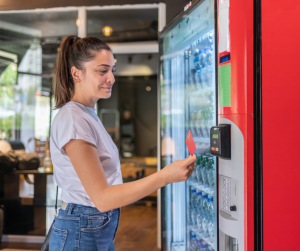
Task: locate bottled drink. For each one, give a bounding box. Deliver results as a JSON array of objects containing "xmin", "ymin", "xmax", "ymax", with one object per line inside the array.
[
  {"xmin": 196, "ymin": 191, "xmax": 203, "ymax": 211},
  {"xmin": 190, "ymin": 188, "xmax": 197, "ymax": 207},
  {"xmin": 200, "ymin": 156, "xmax": 208, "ymax": 186},
  {"xmin": 208, "ymin": 219, "xmax": 215, "ymax": 238},
  {"xmin": 199, "ymin": 50, "xmax": 206, "ymax": 68},
  {"xmin": 191, "ymin": 207, "xmax": 198, "ymax": 226},
  {"xmin": 44, "ymin": 150, "xmax": 53, "ymax": 171},
  {"xmin": 190, "ymin": 69, "xmax": 197, "ymax": 91},
  {"xmin": 204, "ymin": 47, "xmax": 213, "ymax": 87},
  {"xmin": 206, "ymin": 157, "xmax": 215, "ymax": 189},
  {"xmin": 195, "ymin": 156, "xmax": 202, "ymax": 184},
  {"xmin": 190, "ymin": 111, "xmax": 198, "ymax": 138},
  {"xmin": 195, "ymin": 68, "xmax": 203, "ymax": 89},
  {"xmin": 196, "ymin": 212, "xmax": 203, "ymax": 232},
  {"xmin": 207, "ymin": 196, "xmax": 214, "ymax": 221},
  {"xmin": 194, "ymin": 49, "xmax": 200, "ymax": 69},
  {"xmin": 196, "ymin": 110, "xmax": 203, "ymax": 136},
  {"xmin": 190, "ymin": 233, "xmax": 197, "ymax": 251},
  {"xmin": 195, "ymin": 239, "xmax": 202, "ymax": 251},
  {"xmin": 207, "ymin": 195, "xmax": 215, "ymax": 238},
  {"xmin": 205, "ymin": 47, "xmax": 213, "ymax": 66},
  {"xmin": 200, "ymin": 244, "xmax": 207, "ymax": 251},
  {"xmin": 201, "ymin": 194, "xmax": 209, "ymax": 237},
  {"xmin": 201, "ymin": 193, "xmax": 208, "ymax": 216}
]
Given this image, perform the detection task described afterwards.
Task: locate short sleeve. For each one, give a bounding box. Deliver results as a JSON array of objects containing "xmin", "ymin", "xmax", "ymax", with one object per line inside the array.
[{"xmin": 54, "ymin": 106, "xmax": 97, "ymax": 155}]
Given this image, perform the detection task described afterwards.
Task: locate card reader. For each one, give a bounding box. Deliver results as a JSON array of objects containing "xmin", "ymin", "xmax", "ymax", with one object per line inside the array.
[{"xmin": 210, "ymin": 124, "xmax": 231, "ymax": 159}]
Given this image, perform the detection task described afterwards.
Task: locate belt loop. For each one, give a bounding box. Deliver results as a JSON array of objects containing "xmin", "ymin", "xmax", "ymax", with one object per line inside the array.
[{"xmin": 68, "ymin": 203, "xmax": 75, "ymax": 215}]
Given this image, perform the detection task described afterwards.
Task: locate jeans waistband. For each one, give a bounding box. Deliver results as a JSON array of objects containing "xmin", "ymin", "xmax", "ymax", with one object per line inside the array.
[{"xmin": 62, "ymin": 202, "xmax": 119, "ymax": 215}]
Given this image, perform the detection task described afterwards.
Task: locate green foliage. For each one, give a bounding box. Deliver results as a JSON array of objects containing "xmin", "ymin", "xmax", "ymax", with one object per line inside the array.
[{"xmin": 0, "ymin": 63, "xmax": 17, "ymax": 86}]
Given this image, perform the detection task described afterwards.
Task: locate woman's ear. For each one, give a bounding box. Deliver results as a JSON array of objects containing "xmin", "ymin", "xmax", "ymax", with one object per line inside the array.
[{"xmin": 71, "ymin": 66, "xmax": 81, "ymax": 83}]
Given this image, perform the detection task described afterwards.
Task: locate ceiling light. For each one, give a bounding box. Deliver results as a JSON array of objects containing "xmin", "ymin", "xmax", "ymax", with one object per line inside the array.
[
  {"xmin": 102, "ymin": 26, "xmax": 113, "ymax": 37},
  {"xmin": 114, "ymin": 58, "xmax": 117, "ymax": 63},
  {"xmin": 76, "ymin": 19, "xmax": 80, "ymax": 27},
  {"xmin": 146, "ymin": 85, "xmax": 151, "ymax": 91}
]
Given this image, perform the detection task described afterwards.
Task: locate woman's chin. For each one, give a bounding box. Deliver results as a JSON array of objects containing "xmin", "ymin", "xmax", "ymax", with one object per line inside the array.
[{"xmin": 100, "ymin": 92, "xmax": 112, "ymax": 99}]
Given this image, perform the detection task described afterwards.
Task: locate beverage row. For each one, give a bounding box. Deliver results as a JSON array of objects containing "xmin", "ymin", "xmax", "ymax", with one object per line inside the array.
[
  {"xmin": 189, "ymin": 189, "xmax": 215, "ymax": 236},
  {"xmin": 189, "ymin": 47, "xmax": 214, "ymax": 91},
  {"xmin": 189, "ymin": 118, "xmax": 214, "ymax": 139},
  {"xmin": 189, "ymin": 234, "xmax": 215, "ymax": 251},
  {"xmin": 190, "ymin": 155, "xmax": 215, "ymax": 190}
]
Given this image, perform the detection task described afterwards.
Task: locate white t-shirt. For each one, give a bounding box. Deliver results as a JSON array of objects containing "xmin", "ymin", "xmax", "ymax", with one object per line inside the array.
[{"xmin": 50, "ymin": 101, "xmax": 123, "ymax": 207}]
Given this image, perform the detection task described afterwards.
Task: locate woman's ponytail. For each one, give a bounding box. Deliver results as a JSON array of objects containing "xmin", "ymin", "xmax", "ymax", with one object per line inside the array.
[{"xmin": 53, "ymin": 35, "xmax": 111, "ymax": 109}]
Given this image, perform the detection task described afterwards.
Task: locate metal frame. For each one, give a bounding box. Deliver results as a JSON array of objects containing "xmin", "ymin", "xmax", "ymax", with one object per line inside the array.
[
  {"xmin": 254, "ymin": 0, "xmax": 263, "ymax": 250},
  {"xmin": 158, "ymin": 0, "xmax": 219, "ymax": 249}
]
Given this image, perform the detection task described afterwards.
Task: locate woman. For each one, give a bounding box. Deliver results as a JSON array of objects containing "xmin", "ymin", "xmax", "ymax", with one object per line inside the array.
[{"xmin": 49, "ymin": 35, "xmax": 196, "ymax": 251}]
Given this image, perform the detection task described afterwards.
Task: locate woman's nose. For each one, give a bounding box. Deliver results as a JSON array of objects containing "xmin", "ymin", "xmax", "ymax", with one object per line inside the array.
[{"xmin": 107, "ymin": 70, "xmax": 115, "ymax": 84}]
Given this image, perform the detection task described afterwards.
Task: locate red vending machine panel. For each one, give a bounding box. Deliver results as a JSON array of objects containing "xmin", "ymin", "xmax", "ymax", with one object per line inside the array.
[
  {"xmin": 262, "ymin": 0, "xmax": 300, "ymax": 250},
  {"xmin": 217, "ymin": 0, "xmax": 254, "ymax": 250}
]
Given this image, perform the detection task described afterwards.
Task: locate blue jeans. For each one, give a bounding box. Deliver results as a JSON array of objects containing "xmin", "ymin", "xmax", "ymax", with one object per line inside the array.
[{"xmin": 49, "ymin": 203, "xmax": 120, "ymax": 251}]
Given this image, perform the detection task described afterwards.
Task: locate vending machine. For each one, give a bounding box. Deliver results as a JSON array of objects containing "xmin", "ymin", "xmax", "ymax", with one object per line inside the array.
[
  {"xmin": 159, "ymin": 0, "xmax": 254, "ymax": 250},
  {"xmin": 159, "ymin": 0, "xmax": 218, "ymax": 250}
]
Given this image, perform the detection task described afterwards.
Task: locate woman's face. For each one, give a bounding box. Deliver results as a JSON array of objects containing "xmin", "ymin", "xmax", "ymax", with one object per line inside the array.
[{"xmin": 76, "ymin": 50, "xmax": 115, "ymax": 100}]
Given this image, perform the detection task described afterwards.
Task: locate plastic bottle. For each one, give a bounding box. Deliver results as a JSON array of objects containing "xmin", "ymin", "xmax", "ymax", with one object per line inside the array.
[
  {"xmin": 200, "ymin": 244, "xmax": 207, "ymax": 251},
  {"xmin": 199, "ymin": 50, "xmax": 206, "ymax": 68},
  {"xmin": 194, "ymin": 49, "xmax": 200, "ymax": 69},
  {"xmin": 201, "ymin": 194, "xmax": 209, "ymax": 236},
  {"xmin": 192, "ymin": 161, "xmax": 198, "ymax": 182},
  {"xmin": 44, "ymin": 150, "xmax": 53, "ymax": 171},
  {"xmin": 195, "ymin": 239, "xmax": 202, "ymax": 251},
  {"xmin": 196, "ymin": 212, "xmax": 203, "ymax": 232},
  {"xmin": 206, "ymin": 158, "xmax": 215, "ymax": 190},
  {"xmin": 201, "ymin": 193, "xmax": 208, "ymax": 212},
  {"xmin": 190, "ymin": 233, "xmax": 197, "ymax": 251},
  {"xmin": 191, "ymin": 207, "xmax": 198, "ymax": 226},
  {"xmin": 207, "ymin": 196, "xmax": 214, "ymax": 221},
  {"xmin": 190, "ymin": 69, "xmax": 197, "ymax": 91},
  {"xmin": 200, "ymin": 156, "xmax": 208, "ymax": 186},
  {"xmin": 208, "ymin": 219, "xmax": 215, "ymax": 238},
  {"xmin": 191, "ymin": 188, "xmax": 197, "ymax": 207},
  {"xmin": 195, "ymin": 156, "xmax": 202, "ymax": 184},
  {"xmin": 196, "ymin": 191, "xmax": 203, "ymax": 211},
  {"xmin": 204, "ymin": 47, "xmax": 213, "ymax": 87}
]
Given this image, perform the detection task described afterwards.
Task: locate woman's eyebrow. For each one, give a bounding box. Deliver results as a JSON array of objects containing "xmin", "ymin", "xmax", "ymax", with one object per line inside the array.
[{"xmin": 97, "ymin": 64, "xmax": 115, "ymax": 68}]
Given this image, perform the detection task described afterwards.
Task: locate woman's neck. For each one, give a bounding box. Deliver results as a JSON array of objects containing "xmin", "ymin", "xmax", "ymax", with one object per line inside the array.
[{"xmin": 70, "ymin": 94, "xmax": 97, "ymax": 108}]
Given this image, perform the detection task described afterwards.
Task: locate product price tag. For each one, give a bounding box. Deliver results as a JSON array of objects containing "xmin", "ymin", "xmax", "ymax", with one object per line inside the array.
[{"xmin": 186, "ymin": 130, "xmax": 196, "ymax": 155}]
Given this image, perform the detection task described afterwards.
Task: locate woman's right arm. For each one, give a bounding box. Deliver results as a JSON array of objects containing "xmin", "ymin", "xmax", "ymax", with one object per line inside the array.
[{"xmin": 64, "ymin": 139, "xmax": 196, "ymax": 212}]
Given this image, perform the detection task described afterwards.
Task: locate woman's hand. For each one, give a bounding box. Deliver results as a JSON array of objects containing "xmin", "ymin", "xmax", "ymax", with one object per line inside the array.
[{"xmin": 161, "ymin": 154, "xmax": 197, "ymax": 185}]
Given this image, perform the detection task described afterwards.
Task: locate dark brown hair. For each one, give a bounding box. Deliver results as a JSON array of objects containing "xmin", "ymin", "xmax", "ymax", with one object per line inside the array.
[{"xmin": 53, "ymin": 35, "xmax": 112, "ymax": 109}]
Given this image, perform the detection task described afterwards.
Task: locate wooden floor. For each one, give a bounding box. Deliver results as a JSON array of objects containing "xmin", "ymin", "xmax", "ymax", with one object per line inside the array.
[{"xmin": 0, "ymin": 204, "xmax": 160, "ymax": 251}]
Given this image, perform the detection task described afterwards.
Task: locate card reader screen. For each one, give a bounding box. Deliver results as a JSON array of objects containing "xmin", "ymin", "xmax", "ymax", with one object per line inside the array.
[{"xmin": 212, "ymin": 134, "xmax": 218, "ymax": 139}]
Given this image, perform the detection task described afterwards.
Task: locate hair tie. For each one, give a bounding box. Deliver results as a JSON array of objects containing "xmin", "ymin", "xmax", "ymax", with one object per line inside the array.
[{"xmin": 74, "ymin": 36, "xmax": 81, "ymax": 43}]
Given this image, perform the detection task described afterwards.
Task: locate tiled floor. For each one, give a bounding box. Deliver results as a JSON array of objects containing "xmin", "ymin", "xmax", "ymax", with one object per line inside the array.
[{"xmin": 0, "ymin": 204, "xmax": 160, "ymax": 251}]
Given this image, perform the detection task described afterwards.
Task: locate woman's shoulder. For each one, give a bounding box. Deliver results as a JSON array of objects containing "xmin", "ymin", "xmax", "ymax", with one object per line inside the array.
[
  {"xmin": 52, "ymin": 102, "xmax": 98, "ymax": 134},
  {"xmin": 53, "ymin": 102, "xmax": 90, "ymax": 123}
]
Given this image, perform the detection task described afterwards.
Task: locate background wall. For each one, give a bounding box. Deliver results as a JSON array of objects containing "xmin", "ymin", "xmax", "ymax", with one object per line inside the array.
[
  {"xmin": 0, "ymin": 0, "xmax": 190, "ymax": 24},
  {"xmin": 98, "ymin": 76, "xmax": 157, "ymax": 157}
]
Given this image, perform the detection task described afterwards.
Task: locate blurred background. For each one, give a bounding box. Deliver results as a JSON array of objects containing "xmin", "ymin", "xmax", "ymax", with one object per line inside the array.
[{"xmin": 0, "ymin": 1, "xmax": 191, "ymax": 250}]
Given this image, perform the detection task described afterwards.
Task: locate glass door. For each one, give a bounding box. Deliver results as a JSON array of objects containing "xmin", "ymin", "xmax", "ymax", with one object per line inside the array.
[{"xmin": 159, "ymin": 0, "xmax": 217, "ymax": 250}]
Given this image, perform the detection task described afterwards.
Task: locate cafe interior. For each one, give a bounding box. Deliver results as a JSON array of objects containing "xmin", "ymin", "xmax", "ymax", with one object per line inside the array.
[{"xmin": 0, "ymin": 3, "xmax": 167, "ymax": 250}]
